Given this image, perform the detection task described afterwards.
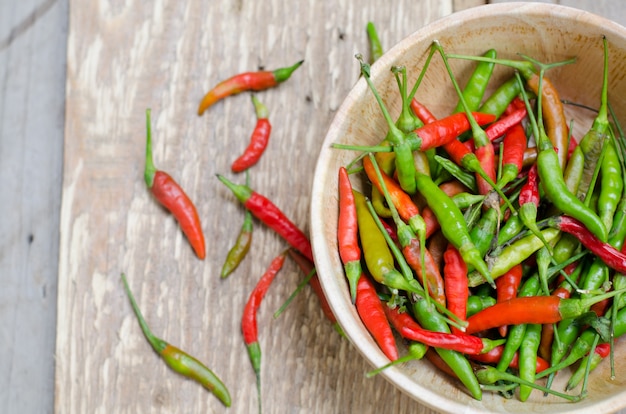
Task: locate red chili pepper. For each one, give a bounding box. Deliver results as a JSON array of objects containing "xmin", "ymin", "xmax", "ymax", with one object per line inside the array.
[
  {"xmin": 217, "ymin": 174, "xmax": 313, "ymax": 262},
  {"xmin": 337, "ymin": 167, "xmax": 362, "ymax": 303},
  {"xmin": 518, "ymin": 164, "xmax": 540, "ymax": 207},
  {"xmin": 383, "ymin": 305, "xmax": 496, "ymax": 355},
  {"xmin": 410, "ymin": 98, "xmax": 437, "ymax": 124},
  {"xmin": 231, "ymin": 95, "xmax": 272, "ymax": 172},
  {"xmin": 242, "ymin": 251, "xmax": 287, "ymax": 412},
  {"xmin": 474, "ymin": 143, "xmax": 497, "ymax": 196},
  {"xmin": 414, "ymin": 112, "xmax": 496, "ymax": 151},
  {"xmin": 443, "ymin": 245, "xmax": 468, "ymax": 334},
  {"xmin": 144, "ymin": 109, "xmax": 206, "ymax": 259},
  {"xmin": 484, "ymin": 107, "xmax": 527, "ymax": 141},
  {"xmin": 356, "ymin": 275, "xmax": 398, "ymax": 361},
  {"xmin": 495, "ymin": 264, "xmax": 523, "ymax": 337},
  {"xmin": 470, "ymin": 344, "xmax": 550, "ymax": 373},
  {"xmin": 498, "ymin": 123, "xmax": 527, "ymax": 186},
  {"xmin": 553, "ymin": 215, "xmax": 626, "ymax": 274},
  {"xmin": 465, "ymin": 289, "xmax": 622, "ymax": 334},
  {"xmin": 197, "ymin": 60, "xmax": 303, "ymax": 115}
]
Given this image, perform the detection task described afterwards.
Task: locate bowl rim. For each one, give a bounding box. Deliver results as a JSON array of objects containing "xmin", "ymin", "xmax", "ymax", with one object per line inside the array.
[{"xmin": 310, "ymin": 2, "xmax": 626, "ymax": 413}]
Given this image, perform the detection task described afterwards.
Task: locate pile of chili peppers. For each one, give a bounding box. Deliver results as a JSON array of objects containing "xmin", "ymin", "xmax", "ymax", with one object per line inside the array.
[{"xmin": 333, "ymin": 34, "xmax": 626, "ymax": 402}]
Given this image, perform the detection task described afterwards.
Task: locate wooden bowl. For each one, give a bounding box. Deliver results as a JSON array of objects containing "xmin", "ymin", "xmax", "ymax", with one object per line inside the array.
[{"xmin": 310, "ymin": 3, "xmax": 626, "ymax": 413}]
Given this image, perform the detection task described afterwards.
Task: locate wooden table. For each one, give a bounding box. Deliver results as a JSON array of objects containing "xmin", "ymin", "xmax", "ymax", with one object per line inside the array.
[{"xmin": 3, "ymin": 1, "xmax": 626, "ymax": 413}]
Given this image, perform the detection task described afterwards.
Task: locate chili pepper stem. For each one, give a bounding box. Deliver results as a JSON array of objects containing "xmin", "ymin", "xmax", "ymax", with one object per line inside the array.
[
  {"xmin": 475, "ymin": 366, "xmax": 580, "ymax": 402},
  {"xmin": 273, "ymin": 266, "xmax": 316, "ymax": 319},
  {"xmin": 144, "ymin": 109, "xmax": 157, "ymax": 188}
]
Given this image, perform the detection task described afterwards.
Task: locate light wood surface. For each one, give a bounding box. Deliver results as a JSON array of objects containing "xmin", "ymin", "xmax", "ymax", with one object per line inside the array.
[{"xmin": 2, "ymin": 1, "xmax": 626, "ymax": 413}]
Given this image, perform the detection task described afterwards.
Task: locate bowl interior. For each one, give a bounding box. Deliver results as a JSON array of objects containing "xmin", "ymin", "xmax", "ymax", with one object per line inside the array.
[{"xmin": 311, "ymin": 3, "xmax": 626, "ymax": 413}]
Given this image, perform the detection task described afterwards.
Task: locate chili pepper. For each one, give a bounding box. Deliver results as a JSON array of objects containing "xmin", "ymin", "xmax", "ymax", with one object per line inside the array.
[
  {"xmin": 563, "ymin": 145, "xmax": 585, "ymax": 195},
  {"xmin": 434, "ymin": 154, "xmax": 477, "ymax": 193},
  {"xmin": 577, "ymin": 37, "xmax": 610, "ymax": 200},
  {"xmin": 410, "ymin": 98, "xmax": 437, "ymax": 124},
  {"xmin": 221, "ymin": 209, "xmax": 253, "ymax": 278},
  {"xmin": 518, "ymin": 322, "xmax": 542, "ymax": 401},
  {"xmin": 231, "ymin": 95, "xmax": 272, "ymax": 172},
  {"xmin": 496, "ymin": 275, "xmax": 540, "ymax": 372},
  {"xmin": 495, "ymin": 264, "xmax": 523, "ymax": 337},
  {"xmin": 366, "ymin": 21, "xmax": 383, "ymax": 63},
  {"xmin": 478, "ymin": 76, "xmax": 522, "ymax": 119},
  {"xmin": 412, "ymin": 299, "xmax": 483, "ymax": 400},
  {"xmin": 470, "ymin": 228, "xmax": 560, "ymax": 287},
  {"xmin": 484, "ymin": 107, "xmax": 527, "ymax": 142},
  {"xmin": 452, "ymin": 49, "xmax": 497, "ymax": 113},
  {"xmin": 144, "ymin": 109, "xmax": 206, "ymax": 259},
  {"xmin": 538, "ymin": 282, "xmax": 572, "ymax": 361},
  {"xmin": 415, "ymin": 171, "xmax": 494, "ymax": 288},
  {"xmin": 384, "ymin": 305, "xmax": 502, "ymax": 355},
  {"xmin": 353, "ymin": 190, "xmax": 419, "ymax": 293},
  {"xmin": 465, "ymin": 288, "xmax": 625, "ymax": 334},
  {"xmin": 242, "ymin": 251, "xmax": 287, "ymax": 413},
  {"xmin": 287, "ymin": 249, "xmax": 339, "ymax": 328},
  {"xmin": 120, "ymin": 273, "xmax": 231, "ymax": 407},
  {"xmin": 197, "ymin": 60, "xmax": 303, "ymax": 115},
  {"xmin": 497, "ymin": 214, "xmax": 525, "ymax": 246},
  {"xmin": 356, "ymin": 274, "xmax": 398, "ymax": 361},
  {"xmin": 443, "ymin": 245, "xmax": 468, "ymax": 333},
  {"xmin": 565, "ymin": 343, "xmax": 611, "ymax": 391},
  {"xmin": 466, "ymin": 295, "xmax": 496, "ymax": 318},
  {"xmin": 471, "ymin": 344, "xmax": 549, "ymax": 373},
  {"xmin": 337, "ymin": 167, "xmax": 362, "ymax": 303},
  {"xmin": 550, "ymin": 215, "xmax": 626, "ymax": 274},
  {"xmin": 496, "ymin": 123, "xmax": 527, "ymax": 189},
  {"xmin": 598, "ymin": 139, "xmax": 623, "ymax": 230},
  {"xmin": 469, "ymin": 207, "xmax": 498, "ymax": 260},
  {"xmin": 217, "ymin": 174, "xmax": 313, "ymax": 262}
]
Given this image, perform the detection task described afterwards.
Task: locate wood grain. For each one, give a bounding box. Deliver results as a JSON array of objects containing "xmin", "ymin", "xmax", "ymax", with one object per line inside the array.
[{"xmin": 55, "ymin": 1, "xmax": 453, "ymax": 413}]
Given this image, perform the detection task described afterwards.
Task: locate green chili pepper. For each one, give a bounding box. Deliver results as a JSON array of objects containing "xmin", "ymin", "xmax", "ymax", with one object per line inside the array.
[
  {"xmin": 578, "ymin": 37, "xmax": 611, "ymax": 201},
  {"xmin": 478, "ymin": 76, "xmax": 522, "ymax": 118},
  {"xmin": 120, "ymin": 273, "xmax": 231, "ymax": 406},
  {"xmin": 415, "ymin": 171, "xmax": 494, "ymax": 287},
  {"xmin": 496, "ymin": 275, "xmax": 540, "ymax": 372},
  {"xmin": 518, "ymin": 323, "xmax": 542, "ymax": 401},
  {"xmin": 598, "ymin": 138, "xmax": 623, "ymax": 230},
  {"xmin": 469, "ymin": 207, "xmax": 498, "ymax": 259},
  {"xmin": 465, "ymin": 295, "xmax": 496, "ymax": 318},
  {"xmin": 470, "ymin": 228, "xmax": 560, "ymax": 287},
  {"xmin": 412, "ymin": 299, "xmax": 482, "ymax": 400},
  {"xmin": 434, "ymin": 155, "xmax": 478, "ymax": 193},
  {"xmin": 453, "ymin": 49, "xmax": 497, "ymax": 113},
  {"xmin": 564, "ymin": 145, "xmax": 585, "ymax": 195}
]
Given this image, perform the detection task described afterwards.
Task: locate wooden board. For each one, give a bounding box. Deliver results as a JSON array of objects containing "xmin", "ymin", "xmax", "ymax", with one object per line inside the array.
[{"xmin": 55, "ymin": 1, "xmax": 453, "ymax": 413}]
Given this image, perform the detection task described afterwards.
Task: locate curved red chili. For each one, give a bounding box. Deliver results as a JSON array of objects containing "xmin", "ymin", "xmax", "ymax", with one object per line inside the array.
[
  {"xmin": 242, "ymin": 251, "xmax": 287, "ymax": 412},
  {"xmin": 337, "ymin": 166, "xmax": 362, "ymax": 303},
  {"xmin": 217, "ymin": 174, "xmax": 313, "ymax": 262},
  {"xmin": 198, "ymin": 60, "xmax": 303, "ymax": 115},
  {"xmin": 356, "ymin": 275, "xmax": 398, "ymax": 361},
  {"xmin": 495, "ymin": 264, "xmax": 523, "ymax": 337},
  {"xmin": 484, "ymin": 107, "xmax": 527, "ymax": 142},
  {"xmin": 552, "ymin": 215, "xmax": 626, "ymax": 274},
  {"xmin": 144, "ymin": 109, "xmax": 206, "ymax": 259},
  {"xmin": 443, "ymin": 244, "xmax": 468, "ymax": 334},
  {"xmin": 231, "ymin": 95, "xmax": 272, "ymax": 172}
]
